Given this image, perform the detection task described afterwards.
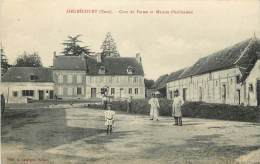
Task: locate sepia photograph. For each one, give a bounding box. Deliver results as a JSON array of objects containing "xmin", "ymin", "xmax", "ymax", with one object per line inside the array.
[{"xmin": 1, "ymin": 0, "xmax": 260, "ymax": 163}]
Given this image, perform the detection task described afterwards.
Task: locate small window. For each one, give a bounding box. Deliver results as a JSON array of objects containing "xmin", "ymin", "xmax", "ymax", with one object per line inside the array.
[
  {"xmin": 129, "ymin": 88, "xmax": 132, "ymax": 94},
  {"xmin": 111, "ymin": 88, "xmax": 115, "ymax": 95},
  {"xmin": 13, "ymin": 91, "xmax": 18, "ymax": 97},
  {"xmin": 249, "ymin": 84, "xmax": 253, "ymax": 92},
  {"xmin": 22, "ymin": 90, "xmax": 34, "ymax": 96},
  {"xmin": 216, "ymin": 81, "xmax": 218, "ymax": 86},
  {"xmin": 67, "ymin": 75, "xmax": 73, "ymax": 83},
  {"xmin": 127, "ymin": 66, "xmax": 133, "ymax": 74},
  {"xmin": 99, "ymin": 66, "xmax": 105, "ymax": 74},
  {"xmin": 30, "ymin": 75, "xmax": 38, "ymax": 81},
  {"xmin": 134, "ymin": 88, "xmax": 139, "ymax": 94},
  {"xmin": 133, "ymin": 77, "xmax": 138, "ymax": 83},
  {"xmin": 77, "ymin": 87, "xmax": 82, "ymax": 95},
  {"xmin": 236, "ymin": 75, "xmax": 240, "ymax": 84}
]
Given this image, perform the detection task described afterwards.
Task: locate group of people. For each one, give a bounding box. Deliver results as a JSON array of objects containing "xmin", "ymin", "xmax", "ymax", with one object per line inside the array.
[
  {"xmin": 149, "ymin": 90, "xmax": 184, "ymax": 126},
  {"xmin": 103, "ymin": 89, "xmax": 184, "ymax": 134}
]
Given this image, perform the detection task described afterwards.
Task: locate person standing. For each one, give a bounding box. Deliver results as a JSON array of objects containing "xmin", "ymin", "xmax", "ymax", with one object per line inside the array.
[
  {"xmin": 1, "ymin": 94, "xmax": 5, "ymax": 114},
  {"xmin": 127, "ymin": 96, "xmax": 132, "ymax": 113},
  {"xmin": 148, "ymin": 93, "xmax": 160, "ymax": 121},
  {"xmin": 104, "ymin": 104, "xmax": 116, "ymax": 134},
  {"xmin": 102, "ymin": 94, "xmax": 108, "ymax": 110},
  {"xmin": 172, "ymin": 90, "xmax": 184, "ymax": 126}
]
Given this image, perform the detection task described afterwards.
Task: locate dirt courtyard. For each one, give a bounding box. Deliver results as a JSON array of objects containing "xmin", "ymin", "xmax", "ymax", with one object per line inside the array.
[{"xmin": 1, "ymin": 107, "xmax": 260, "ymax": 164}]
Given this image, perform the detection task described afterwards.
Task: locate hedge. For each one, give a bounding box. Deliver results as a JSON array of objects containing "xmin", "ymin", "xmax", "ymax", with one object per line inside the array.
[{"xmin": 88, "ymin": 99, "xmax": 260, "ymax": 122}]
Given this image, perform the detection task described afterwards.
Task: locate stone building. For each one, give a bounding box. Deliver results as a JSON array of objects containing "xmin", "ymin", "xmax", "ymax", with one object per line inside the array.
[
  {"xmin": 167, "ymin": 36, "xmax": 260, "ymax": 106},
  {"xmin": 1, "ymin": 67, "xmax": 54, "ymax": 103},
  {"xmin": 52, "ymin": 53, "xmax": 145, "ymax": 100}
]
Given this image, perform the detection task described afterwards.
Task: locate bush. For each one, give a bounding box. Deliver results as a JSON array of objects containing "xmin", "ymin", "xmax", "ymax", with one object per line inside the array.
[
  {"xmin": 182, "ymin": 102, "xmax": 260, "ymax": 122},
  {"xmin": 88, "ymin": 98, "xmax": 260, "ymax": 122}
]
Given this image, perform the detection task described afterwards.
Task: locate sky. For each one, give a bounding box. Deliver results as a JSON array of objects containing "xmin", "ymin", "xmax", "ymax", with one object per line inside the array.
[{"xmin": 1, "ymin": 0, "xmax": 260, "ymax": 80}]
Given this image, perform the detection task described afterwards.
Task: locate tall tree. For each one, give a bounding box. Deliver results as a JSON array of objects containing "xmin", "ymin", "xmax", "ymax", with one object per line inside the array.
[
  {"xmin": 62, "ymin": 35, "xmax": 91, "ymax": 56},
  {"xmin": 144, "ymin": 78, "xmax": 155, "ymax": 89},
  {"xmin": 101, "ymin": 32, "xmax": 120, "ymax": 57},
  {"xmin": 15, "ymin": 52, "xmax": 42, "ymax": 67},
  {"xmin": 1, "ymin": 45, "xmax": 11, "ymax": 76}
]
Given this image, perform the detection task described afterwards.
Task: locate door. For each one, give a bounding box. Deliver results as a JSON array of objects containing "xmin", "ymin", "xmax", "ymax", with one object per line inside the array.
[
  {"xmin": 183, "ymin": 88, "xmax": 187, "ymax": 101},
  {"xmin": 222, "ymin": 84, "xmax": 226, "ymax": 103},
  {"xmin": 257, "ymin": 80, "xmax": 260, "ymax": 106},
  {"xmin": 49, "ymin": 90, "xmax": 54, "ymax": 99},
  {"xmin": 38, "ymin": 90, "xmax": 44, "ymax": 100},
  {"xmin": 91, "ymin": 88, "xmax": 96, "ymax": 98},
  {"xmin": 199, "ymin": 87, "xmax": 203, "ymax": 101},
  {"xmin": 237, "ymin": 90, "xmax": 241, "ymax": 105}
]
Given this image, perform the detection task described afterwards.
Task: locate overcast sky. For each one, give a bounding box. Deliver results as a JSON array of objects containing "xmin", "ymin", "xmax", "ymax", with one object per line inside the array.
[{"xmin": 1, "ymin": 0, "xmax": 260, "ymax": 80}]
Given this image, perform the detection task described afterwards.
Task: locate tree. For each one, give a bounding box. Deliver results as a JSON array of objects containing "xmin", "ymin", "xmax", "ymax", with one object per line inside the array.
[
  {"xmin": 101, "ymin": 32, "xmax": 120, "ymax": 57},
  {"xmin": 144, "ymin": 78, "xmax": 155, "ymax": 89},
  {"xmin": 62, "ymin": 35, "xmax": 91, "ymax": 56},
  {"xmin": 1, "ymin": 45, "xmax": 11, "ymax": 76},
  {"xmin": 15, "ymin": 52, "xmax": 42, "ymax": 67}
]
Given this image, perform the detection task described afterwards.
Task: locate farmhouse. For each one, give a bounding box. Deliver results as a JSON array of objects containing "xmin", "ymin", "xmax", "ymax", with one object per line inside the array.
[
  {"xmin": 52, "ymin": 53, "xmax": 145, "ymax": 100},
  {"xmin": 166, "ymin": 36, "xmax": 260, "ymax": 106},
  {"xmin": 1, "ymin": 67, "xmax": 54, "ymax": 103}
]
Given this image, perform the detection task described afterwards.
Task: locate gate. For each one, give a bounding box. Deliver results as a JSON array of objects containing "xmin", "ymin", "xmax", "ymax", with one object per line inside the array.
[{"xmin": 257, "ymin": 80, "xmax": 260, "ymax": 106}]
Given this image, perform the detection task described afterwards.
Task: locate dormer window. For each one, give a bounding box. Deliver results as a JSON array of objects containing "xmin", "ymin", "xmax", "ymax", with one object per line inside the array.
[
  {"xmin": 99, "ymin": 66, "xmax": 105, "ymax": 74},
  {"xmin": 127, "ymin": 66, "xmax": 133, "ymax": 75},
  {"xmin": 30, "ymin": 75, "xmax": 38, "ymax": 81}
]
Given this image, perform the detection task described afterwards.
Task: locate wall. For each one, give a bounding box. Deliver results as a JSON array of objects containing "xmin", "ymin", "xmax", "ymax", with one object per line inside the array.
[
  {"xmin": 53, "ymin": 70, "xmax": 86, "ymax": 99},
  {"xmin": 244, "ymin": 60, "xmax": 260, "ymax": 106},
  {"xmin": 0, "ymin": 82, "xmax": 54, "ymax": 103},
  {"xmin": 166, "ymin": 67, "xmax": 258, "ymax": 105},
  {"xmin": 85, "ymin": 75, "xmax": 145, "ymax": 99}
]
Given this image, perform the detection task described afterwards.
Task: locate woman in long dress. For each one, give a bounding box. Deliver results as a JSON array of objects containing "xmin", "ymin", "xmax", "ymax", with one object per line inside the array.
[
  {"xmin": 148, "ymin": 93, "xmax": 160, "ymax": 121},
  {"xmin": 172, "ymin": 90, "xmax": 184, "ymax": 126}
]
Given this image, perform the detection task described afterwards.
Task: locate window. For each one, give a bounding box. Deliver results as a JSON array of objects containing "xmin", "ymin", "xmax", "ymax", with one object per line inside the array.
[
  {"xmin": 249, "ymin": 84, "xmax": 253, "ymax": 92},
  {"xmin": 108, "ymin": 76, "xmax": 112, "ymax": 83},
  {"xmin": 216, "ymin": 81, "xmax": 218, "ymax": 86},
  {"xmin": 111, "ymin": 88, "xmax": 115, "ymax": 95},
  {"xmin": 22, "ymin": 90, "xmax": 34, "ymax": 96},
  {"xmin": 236, "ymin": 75, "xmax": 240, "ymax": 84},
  {"xmin": 58, "ymin": 87, "xmax": 63, "ymax": 95},
  {"xmin": 30, "ymin": 75, "xmax": 38, "ymax": 81},
  {"xmin": 99, "ymin": 66, "xmax": 105, "ymax": 74},
  {"xmin": 127, "ymin": 66, "xmax": 133, "ymax": 74},
  {"xmin": 68, "ymin": 87, "xmax": 73, "ymax": 96},
  {"xmin": 63, "ymin": 75, "xmax": 67, "ymax": 83},
  {"xmin": 67, "ymin": 75, "xmax": 73, "ymax": 83},
  {"xmin": 100, "ymin": 77, "xmax": 104, "ymax": 83},
  {"xmin": 128, "ymin": 77, "xmax": 132, "ymax": 83},
  {"xmin": 77, "ymin": 75, "xmax": 82, "ymax": 84},
  {"xmin": 13, "ymin": 91, "xmax": 18, "ymax": 97},
  {"xmin": 58, "ymin": 75, "xmax": 63, "ymax": 83},
  {"xmin": 133, "ymin": 77, "xmax": 138, "ymax": 83},
  {"xmin": 77, "ymin": 87, "xmax": 82, "ymax": 95},
  {"xmin": 134, "ymin": 88, "xmax": 139, "ymax": 94},
  {"xmin": 129, "ymin": 88, "xmax": 132, "ymax": 94}
]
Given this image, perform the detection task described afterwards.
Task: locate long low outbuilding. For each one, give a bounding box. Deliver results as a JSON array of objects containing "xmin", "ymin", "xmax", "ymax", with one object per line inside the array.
[{"xmin": 166, "ymin": 36, "xmax": 260, "ymax": 106}]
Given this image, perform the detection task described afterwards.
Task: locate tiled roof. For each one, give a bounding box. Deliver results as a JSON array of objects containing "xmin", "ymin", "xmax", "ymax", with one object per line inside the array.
[
  {"xmin": 167, "ymin": 37, "xmax": 260, "ymax": 83},
  {"xmin": 179, "ymin": 38, "xmax": 260, "ymax": 79},
  {"xmin": 53, "ymin": 55, "xmax": 86, "ymax": 70},
  {"xmin": 167, "ymin": 68, "xmax": 187, "ymax": 82},
  {"xmin": 153, "ymin": 74, "xmax": 169, "ymax": 89},
  {"xmin": 85, "ymin": 56, "xmax": 144, "ymax": 76},
  {"xmin": 2, "ymin": 67, "xmax": 53, "ymax": 82}
]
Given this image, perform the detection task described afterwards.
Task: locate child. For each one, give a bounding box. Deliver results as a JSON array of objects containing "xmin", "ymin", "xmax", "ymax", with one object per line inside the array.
[{"xmin": 104, "ymin": 104, "xmax": 115, "ymax": 134}]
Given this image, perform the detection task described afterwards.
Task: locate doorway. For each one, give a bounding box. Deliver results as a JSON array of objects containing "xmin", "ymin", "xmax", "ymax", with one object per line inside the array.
[
  {"xmin": 38, "ymin": 90, "xmax": 44, "ymax": 100},
  {"xmin": 91, "ymin": 88, "xmax": 96, "ymax": 98},
  {"xmin": 183, "ymin": 88, "xmax": 187, "ymax": 101},
  {"xmin": 257, "ymin": 80, "xmax": 260, "ymax": 106},
  {"xmin": 49, "ymin": 90, "xmax": 54, "ymax": 99},
  {"xmin": 222, "ymin": 84, "xmax": 227, "ymax": 103}
]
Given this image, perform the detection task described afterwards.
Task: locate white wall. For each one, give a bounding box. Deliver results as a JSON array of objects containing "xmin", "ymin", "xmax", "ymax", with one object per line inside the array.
[
  {"xmin": 85, "ymin": 75, "xmax": 145, "ymax": 99},
  {"xmin": 0, "ymin": 82, "xmax": 54, "ymax": 103}
]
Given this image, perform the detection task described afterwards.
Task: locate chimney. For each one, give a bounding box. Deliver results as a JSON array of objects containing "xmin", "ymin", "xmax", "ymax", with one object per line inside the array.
[
  {"xmin": 96, "ymin": 53, "xmax": 102, "ymax": 63},
  {"xmin": 53, "ymin": 51, "xmax": 57, "ymax": 65},
  {"xmin": 136, "ymin": 53, "xmax": 142, "ymax": 64}
]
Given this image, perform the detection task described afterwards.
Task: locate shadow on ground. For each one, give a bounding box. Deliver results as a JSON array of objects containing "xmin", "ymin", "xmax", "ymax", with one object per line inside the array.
[{"xmin": 1, "ymin": 108, "xmax": 104, "ymax": 150}]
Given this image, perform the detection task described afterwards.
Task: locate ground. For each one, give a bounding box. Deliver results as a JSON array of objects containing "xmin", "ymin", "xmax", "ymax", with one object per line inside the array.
[{"xmin": 1, "ymin": 105, "xmax": 260, "ymax": 164}]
